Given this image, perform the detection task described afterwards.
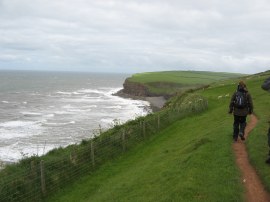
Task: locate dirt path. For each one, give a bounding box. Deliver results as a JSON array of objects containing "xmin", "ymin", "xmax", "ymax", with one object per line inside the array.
[{"xmin": 233, "ymin": 114, "xmax": 270, "ymax": 202}]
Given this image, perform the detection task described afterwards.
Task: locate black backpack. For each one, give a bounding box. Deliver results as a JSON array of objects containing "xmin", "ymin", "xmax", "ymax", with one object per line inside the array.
[{"xmin": 234, "ymin": 91, "xmax": 248, "ymax": 109}]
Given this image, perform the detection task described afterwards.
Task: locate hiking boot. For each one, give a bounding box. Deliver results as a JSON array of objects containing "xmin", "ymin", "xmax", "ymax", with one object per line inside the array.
[
  {"xmin": 265, "ymin": 158, "xmax": 270, "ymax": 164},
  {"xmin": 239, "ymin": 133, "xmax": 245, "ymax": 141},
  {"xmin": 233, "ymin": 137, "xmax": 238, "ymax": 142}
]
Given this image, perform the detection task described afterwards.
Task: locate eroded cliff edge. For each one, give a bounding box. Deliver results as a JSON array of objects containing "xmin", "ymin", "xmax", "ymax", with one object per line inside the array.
[{"xmin": 114, "ymin": 78, "xmax": 167, "ymax": 111}]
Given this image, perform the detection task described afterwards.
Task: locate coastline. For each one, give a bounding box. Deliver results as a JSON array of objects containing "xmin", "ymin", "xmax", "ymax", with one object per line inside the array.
[{"xmin": 113, "ymin": 89, "xmax": 167, "ymax": 112}]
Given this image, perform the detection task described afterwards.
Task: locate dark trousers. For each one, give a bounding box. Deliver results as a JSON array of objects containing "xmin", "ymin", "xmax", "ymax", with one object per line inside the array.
[{"xmin": 233, "ymin": 115, "xmax": 247, "ymax": 139}]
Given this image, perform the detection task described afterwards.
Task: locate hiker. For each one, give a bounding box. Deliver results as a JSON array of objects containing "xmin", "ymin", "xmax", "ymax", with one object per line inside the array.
[
  {"xmin": 261, "ymin": 76, "xmax": 270, "ymax": 164},
  {"xmin": 229, "ymin": 81, "xmax": 253, "ymax": 142}
]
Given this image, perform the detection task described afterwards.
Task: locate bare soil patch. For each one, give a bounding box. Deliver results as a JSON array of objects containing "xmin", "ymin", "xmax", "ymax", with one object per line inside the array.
[{"xmin": 233, "ymin": 114, "xmax": 270, "ymax": 202}]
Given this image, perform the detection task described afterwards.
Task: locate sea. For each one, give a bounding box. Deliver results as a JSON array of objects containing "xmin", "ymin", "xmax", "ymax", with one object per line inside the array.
[{"xmin": 0, "ymin": 70, "xmax": 151, "ymax": 163}]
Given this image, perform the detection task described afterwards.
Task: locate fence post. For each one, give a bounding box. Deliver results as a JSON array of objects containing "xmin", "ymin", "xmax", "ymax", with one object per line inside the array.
[
  {"xmin": 31, "ymin": 161, "xmax": 36, "ymax": 178},
  {"xmin": 40, "ymin": 160, "xmax": 46, "ymax": 196},
  {"xmin": 90, "ymin": 140, "xmax": 95, "ymax": 168},
  {"xmin": 122, "ymin": 129, "xmax": 126, "ymax": 151}
]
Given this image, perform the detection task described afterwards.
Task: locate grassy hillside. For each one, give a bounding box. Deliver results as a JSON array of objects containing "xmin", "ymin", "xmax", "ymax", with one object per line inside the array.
[
  {"xmin": 126, "ymin": 71, "xmax": 245, "ymax": 96},
  {"xmin": 47, "ymin": 103, "xmax": 243, "ymax": 201},
  {"xmin": 129, "ymin": 71, "xmax": 244, "ymax": 84},
  {"xmin": 47, "ymin": 71, "xmax": 270, "ymax": 202},
  {"xmin": 1, "ymin": 71, "xmax": 269, "ymax": 202}
]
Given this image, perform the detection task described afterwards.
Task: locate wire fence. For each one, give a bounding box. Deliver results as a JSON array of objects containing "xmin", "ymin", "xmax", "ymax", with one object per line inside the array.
[{"xmin": 0, "ymin": 93, "xmax": 208, "ymax": 202}]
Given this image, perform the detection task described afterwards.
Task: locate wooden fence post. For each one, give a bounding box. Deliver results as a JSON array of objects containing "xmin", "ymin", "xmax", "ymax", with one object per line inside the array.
[
  {"xmin": 122, "ymin": 129, "xmax": 126, "ymax": 151},
  {"xmin": 31, "ymin": 161, "xmax": 36, "ymax": 178},
  {"xmin": 90, "ymin": 140, "xmax": 95, "ymax": 168},
  {"xmin": 40, "ymin": 160, "xmax": 46, "ymax": 196}
]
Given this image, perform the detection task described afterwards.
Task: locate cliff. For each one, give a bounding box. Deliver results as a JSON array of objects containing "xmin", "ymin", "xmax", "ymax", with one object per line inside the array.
[{"xmin": 122, "ymin": 79, "xmax": 150, "ymax": 97}]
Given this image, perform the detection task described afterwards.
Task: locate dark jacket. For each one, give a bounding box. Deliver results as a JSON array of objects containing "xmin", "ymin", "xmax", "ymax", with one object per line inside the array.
[
  {"xmin": 262, "ymin": 77, "xmax": 270, "ymax": 92},
  {"xmin": 229, "ymin": 87, "xmax": 253, "ymax": 116}
]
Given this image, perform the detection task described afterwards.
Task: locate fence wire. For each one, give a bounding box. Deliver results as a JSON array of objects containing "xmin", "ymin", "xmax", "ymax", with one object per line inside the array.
[{"xmin": 0, "ymin": 94, "xmax": 208, "ymax": 202}]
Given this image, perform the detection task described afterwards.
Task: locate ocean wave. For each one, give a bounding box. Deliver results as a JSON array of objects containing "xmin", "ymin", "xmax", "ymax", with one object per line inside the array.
[
  {"xmin": 44, "ymin": 114, "xmax": 55, "ymax": 118},
  {"xmin": 72, "ymin": 91, "xmax": 85, "ymax": 95},
  {"xmin": 67, "ymin": 108, "xmax": 92, "ymax": 112},
  {"xmin": 77, "ymin": 89, "xmax": 104, "ymax": 94},
  {"xmin": 0, "ymin": 121, "xmax": 42, "ymax": 140},
  {"xmin": 0, "ymin": 142, "xmax": 57, "ymax": 162},
  {"xmin": 105, "ymin": 105, "xmax": 122, "ymax": 109},
  {"xmin": 61, "ymin": 97, "xmax": 101, "ymax": 103},
  {"xmin": 21, "ymin": 112, "xmax": 42, "ymax": 116},
  {"xmin": 54, "ymin": 111, "xmax": 75, "ymax": 115},
  {"xmin": 0, "ymin": 120, "xmax": 39, "ymax": 128},
  {"xmin": 100, "ymin": 118, "xmax": 114, "ymax": 124},
  {"xmin": 56, "ymin": 91, "xmax": 73, "ymax": 95},
  {"xmin": 43, "ymin": 121, "xmax": 75, "ymax": 127}
]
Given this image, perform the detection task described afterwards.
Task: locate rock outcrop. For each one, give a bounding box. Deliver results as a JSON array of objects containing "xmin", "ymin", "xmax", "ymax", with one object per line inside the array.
[{"xmin": 122, "ymin": 79, "xmax": 150, "ymax": 97}]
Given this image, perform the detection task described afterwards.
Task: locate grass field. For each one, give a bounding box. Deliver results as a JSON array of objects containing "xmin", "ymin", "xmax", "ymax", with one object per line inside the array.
[
  {"xmin": 126, "ymin": 71, "xmax": 245, "ymax": 96},
  {"xmin": 46, "ymin": 71, "xmax": 270, "ymax": 202},
  {"xmin": 128, "ymin": 71, "xmax": 244, "ymax": 84}
]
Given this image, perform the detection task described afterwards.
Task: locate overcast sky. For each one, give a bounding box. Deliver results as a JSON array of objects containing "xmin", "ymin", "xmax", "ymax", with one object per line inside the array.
[{"xmin": 0, "ymin": 0, "xmax": 269, "ymax": 74}]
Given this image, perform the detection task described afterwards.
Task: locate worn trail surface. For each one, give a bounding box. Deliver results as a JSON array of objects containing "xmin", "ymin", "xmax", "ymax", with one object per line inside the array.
[{"xmin": 233, "ymin": 114, "xmax": 270, "ymax": 202}]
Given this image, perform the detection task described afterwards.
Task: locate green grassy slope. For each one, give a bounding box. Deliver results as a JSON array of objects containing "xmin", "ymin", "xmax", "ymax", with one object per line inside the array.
[
  {"xmin": 47, "ymin": 71, "xmax": 270, "ymax": 202},
  {"xmin": 129, "ymin": 71, "xmax": 244, "ymax": 84},
  {"xmin": 245, "ymin": 75, "xmax": 270, "ymax": 191},
  {"xmin": 126, "ymin": 71, "xmax": 245, "ymax": 96},
  {"xmin": 48, "ymin": 107, "xmax": 243, "ymax": 202}
]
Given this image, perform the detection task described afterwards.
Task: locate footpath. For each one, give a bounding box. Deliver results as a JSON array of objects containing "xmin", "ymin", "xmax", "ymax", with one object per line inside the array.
[{"xmin": 233, "ymin": 114, "xmax": 270, "ymax": 202}]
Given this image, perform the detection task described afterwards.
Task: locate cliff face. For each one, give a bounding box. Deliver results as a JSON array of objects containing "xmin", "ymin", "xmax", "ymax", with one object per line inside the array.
[{"xmin": 122, "ymin": 79, "xmax": 150, "ymax": 97}]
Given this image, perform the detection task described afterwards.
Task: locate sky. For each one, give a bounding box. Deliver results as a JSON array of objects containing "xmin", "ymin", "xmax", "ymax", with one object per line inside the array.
[{"xmin": 0, "ymin": 0, "xmax": 270, "ymax": 74}]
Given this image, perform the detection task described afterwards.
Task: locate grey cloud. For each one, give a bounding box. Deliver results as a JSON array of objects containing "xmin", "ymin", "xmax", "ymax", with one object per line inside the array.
[{"xmin": 0, "ymin": 0, "xmax": 269, "ymax": 73}]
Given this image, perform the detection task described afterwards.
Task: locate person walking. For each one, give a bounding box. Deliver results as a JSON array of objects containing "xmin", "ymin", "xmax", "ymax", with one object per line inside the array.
[
  {"xmin": 229, "ymin": 81, "xmax": 253, "ymax": 142},
  {"xmin": 261, "ymin": 76, "xmax": 270, "ymax": 164}
]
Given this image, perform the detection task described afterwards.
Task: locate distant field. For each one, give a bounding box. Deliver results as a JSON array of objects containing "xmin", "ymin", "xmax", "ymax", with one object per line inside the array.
[
  {"xmin": 127, "ymin": 71, "xmax": 245, "ymax": 96},
  {"xmin": 128, "ymin": 71, "xmax": 245, "ymax": 85}
]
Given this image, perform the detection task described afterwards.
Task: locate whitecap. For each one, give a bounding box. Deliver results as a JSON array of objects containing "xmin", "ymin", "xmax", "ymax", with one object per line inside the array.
[
  {"xmin": 68, "ymin": 109, "xmax": 90, "ymax": 112},
  {"xmin": 21, "ymin": 112, "xmax": 42, "ymax": 116},
  {"xmin": 0, "ymin": 121, "xmax": 42, "ymax": 140},
  {"xmin": 86, "ymin": 105, "xmax": 97, "ymax": 108},
  {"xmin": 62, "ymin": 104, "xmax": 74, "ymax": 109},
  {"xmin": 44, "ymin": 114, "xmax": 55, "ymax": 118},
  {"xmin": 77, "ymin": 89, "xmax": 103, "ymax": 94},
  {"xmin": 104, "ymin": 88, "xmax": 122, "ymax": 96},
  {"xmin": 100, "ymin": 118, "xmax": 114, "ymax": 124},
  {"xmin": 56, "ymin": 91, "xmax": 72, "ymax": 95},
  {"xmin": 72, "ymin": 91, "xmax": 85, "ymax": 95},
  {"xmin": 2, "ymin": 101, "xmax": 9, "ymax": 104},
  {"xmin": 54, "ymin": 111, "xmax": 75, "ymax": 115},
  {"xmin": 105, "ymin": 105, "xmax": 122, "ymax": 109},
  {"xmin": 43, "ymin": 121, "xmax": 75, "ymax": 127},
  {"xmin": 0, "ymin": 120, "xmax": 37, "ymax": 128}
]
